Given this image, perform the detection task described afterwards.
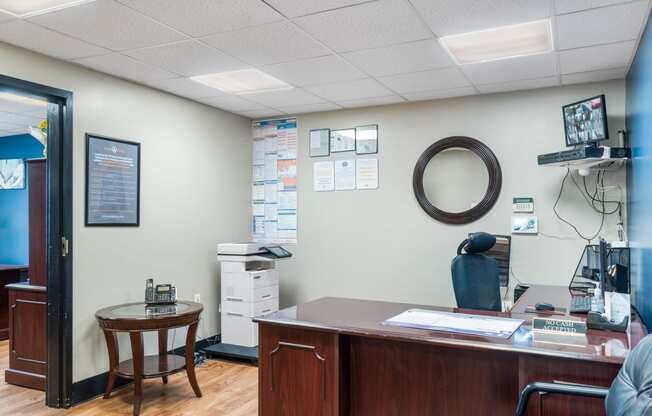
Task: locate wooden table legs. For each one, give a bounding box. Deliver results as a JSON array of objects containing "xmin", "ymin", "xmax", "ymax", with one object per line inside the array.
[
  {"xmin": 103, "ymin": 330, "xmax": 119, "ymax": 399},
  {"xmin": 100, "ymin": 323, "xmax": 203, "ymax": 416},
  {"xmin": 158, "ymin": 329, "xmax": 168, "ymax": 384},
  {"xmin": 185, "ymin": 322, "xmax": 202, "ymax": 398},
  {"xmin": 129, "ymin": 332, "xmax": 144, "ymax": 416}
]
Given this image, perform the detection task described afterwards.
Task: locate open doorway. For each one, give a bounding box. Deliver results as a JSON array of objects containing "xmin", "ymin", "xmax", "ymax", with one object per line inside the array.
[{"xmin": 0, "ymin": 74, "xmax": 73, "ymax": 408}]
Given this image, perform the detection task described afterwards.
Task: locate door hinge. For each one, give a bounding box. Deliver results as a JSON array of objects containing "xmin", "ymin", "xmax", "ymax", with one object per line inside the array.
[{"xmin": 61, "ymin": 237, "xmax": 69, "ymax": 257}]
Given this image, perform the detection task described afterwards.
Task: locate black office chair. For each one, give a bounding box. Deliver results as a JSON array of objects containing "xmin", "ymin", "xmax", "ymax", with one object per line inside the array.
[
  {"xmin": 451, "ymin": 232, "xmax": 502, "ymax": 312},
  {"xmin": 515, "ymin": 333, "xmax": 652, "ymax": 415}
]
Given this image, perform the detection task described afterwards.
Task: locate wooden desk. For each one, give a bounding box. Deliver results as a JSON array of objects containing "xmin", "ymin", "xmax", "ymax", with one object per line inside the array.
[
  {"xmin": 255, "ymin": 285, "xmax": 646, "ymax": 416},
  {"xmin": 0, "ymin": 265, "xmax": 27, "ymax": 340},
  {"xmin": 96, "ymin": 301, "xmax": 204, "ymax": 416}
]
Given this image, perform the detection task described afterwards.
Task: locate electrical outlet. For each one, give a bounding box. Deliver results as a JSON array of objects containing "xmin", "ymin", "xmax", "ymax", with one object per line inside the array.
[{"xmin": 194, "ymin": 293, "xmax": 201, "ymax": 303}]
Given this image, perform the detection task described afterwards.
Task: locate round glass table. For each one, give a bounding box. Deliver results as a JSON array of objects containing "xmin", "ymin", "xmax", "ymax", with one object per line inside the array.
[{"xmin": 96, "ymin": 301, "xmax": 203, "ymax": 416}]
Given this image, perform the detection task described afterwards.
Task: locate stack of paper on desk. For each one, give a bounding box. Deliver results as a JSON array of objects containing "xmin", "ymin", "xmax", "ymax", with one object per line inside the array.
[{"xmin": 383, "ymin": 309, "xmax": 524, "ymax": 339}]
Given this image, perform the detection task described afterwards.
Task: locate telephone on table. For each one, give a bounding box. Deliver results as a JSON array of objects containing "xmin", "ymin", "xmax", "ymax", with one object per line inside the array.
[{"xmin": 145, "ymin": 278, "xmax": 177, "ymax": 305}]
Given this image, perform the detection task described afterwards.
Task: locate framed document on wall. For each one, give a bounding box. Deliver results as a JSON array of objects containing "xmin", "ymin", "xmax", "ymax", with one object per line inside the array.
[{"xmin": 85, "ymin": 134, "xmax": 141, "ymax": 226}]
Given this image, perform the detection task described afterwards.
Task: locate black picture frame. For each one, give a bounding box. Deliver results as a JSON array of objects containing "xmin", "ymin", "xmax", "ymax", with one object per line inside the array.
[
  {"xmin": 85, "ymin": 133, "xmax": 141, "ymax": 226},
  {"xmin": 330, "ymin": 128, "xmax": 356, "ymax": 153},
  {"xmin": 562, "ymin": 94, "xmax": 609, "ymax": 147},
  {"xmin": 355, "ymin": 124, "xmax": 378, "ymax": 155},
  {"xmin": 309, "ymin": 128, "xmax": 331, "ymax": 157}
]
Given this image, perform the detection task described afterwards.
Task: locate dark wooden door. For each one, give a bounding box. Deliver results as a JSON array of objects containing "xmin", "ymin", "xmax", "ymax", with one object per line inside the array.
[{"xmin": 27, "ymin": 159, "xmax": 46, "ymax": 286}]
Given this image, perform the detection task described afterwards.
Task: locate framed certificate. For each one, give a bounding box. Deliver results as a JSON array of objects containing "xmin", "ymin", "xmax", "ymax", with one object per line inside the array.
[
  {"xmin": 356, "ymin": 125, "xmax": 378, "ymax": 155},
  {"xmin": 330, "ymin": 128, "xmax": 356, "ymax": 153},
  {"xmin": 309, "ymin": 128, "xmax": 330, "ymax": 157},
  {"xmin": 85, "ymin": 134, "xmax": 141, "ymax": 226}
]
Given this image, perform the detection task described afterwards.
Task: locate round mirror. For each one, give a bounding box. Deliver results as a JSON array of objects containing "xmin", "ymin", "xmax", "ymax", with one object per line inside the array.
[
  {"xmin": 422, "ymin": 148, "xmax": 489, "ymax": 213},
  {"xmin": 413, "ymin": 137, "xmax": 502, "ymax": 224}
]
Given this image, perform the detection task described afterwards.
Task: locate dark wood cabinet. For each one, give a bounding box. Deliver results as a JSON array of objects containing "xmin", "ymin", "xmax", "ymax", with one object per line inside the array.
[
  {"xmin": 27, "ymin": 159, "xmax": 46, "ymax": 286},
  {"xmin": 5, "ymin": 284, "xmax": 47, "ymax": 390},
  {"xmin": 0, "ymin": 265, "xmax": 27, "ymax": 340},
  {"xmin": 5, "ymin": 159, "xmax": 47, "ymax": 391}
]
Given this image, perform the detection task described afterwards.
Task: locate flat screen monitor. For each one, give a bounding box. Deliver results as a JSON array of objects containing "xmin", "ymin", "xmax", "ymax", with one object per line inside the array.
[{"xmin": 562, "ymin": 94, "xmax": 609, "ymax": 147}]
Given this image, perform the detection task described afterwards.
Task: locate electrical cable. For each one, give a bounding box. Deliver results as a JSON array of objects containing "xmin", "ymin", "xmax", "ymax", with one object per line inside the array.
[{"xmin": 553, "ymin": 169, "xmax": 605, "ymax": 243}]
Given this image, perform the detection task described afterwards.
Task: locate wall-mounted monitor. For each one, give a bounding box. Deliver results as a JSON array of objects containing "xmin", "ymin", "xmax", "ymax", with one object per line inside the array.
[{"xmin": 562, "ymin": 94, "xmax": 609, "ymax": 147}]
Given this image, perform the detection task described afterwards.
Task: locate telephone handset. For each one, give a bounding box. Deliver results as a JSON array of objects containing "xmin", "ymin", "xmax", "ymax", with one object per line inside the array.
[{"xmin": 145, "ymin": 278, "xmax": 177, "ymax": 305}]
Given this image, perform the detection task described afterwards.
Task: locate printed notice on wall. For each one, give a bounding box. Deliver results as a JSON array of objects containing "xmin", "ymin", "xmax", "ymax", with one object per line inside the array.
[
  {"xmin": 356, "ymin": 158, "xmax": 379, "ymax": 190},
  {"xmin": 86, "ymin": 135, "xmax": 140, "ymax": 226},
  {"xmin": 314, "ymin": 161, "xmax": 335, "ymax": 192},
  {"xmin": 252, "ymin": 119, "xmax": 297, "ymax": 244}
]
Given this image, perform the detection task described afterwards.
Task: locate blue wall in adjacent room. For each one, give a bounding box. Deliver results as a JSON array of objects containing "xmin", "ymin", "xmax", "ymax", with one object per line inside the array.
[
  {"xmin": 627, "ymin": 11, "xmax": 652, "ymax": 326},
  {"xmin": 0, "ymin": 134, "xmax": 44, "ymax": 265}
]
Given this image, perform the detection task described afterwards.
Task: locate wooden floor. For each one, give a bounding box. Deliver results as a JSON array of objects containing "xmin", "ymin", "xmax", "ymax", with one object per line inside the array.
[{"xmin": 0, "ymin": 340, "xmax": 259, "ymax": 415}]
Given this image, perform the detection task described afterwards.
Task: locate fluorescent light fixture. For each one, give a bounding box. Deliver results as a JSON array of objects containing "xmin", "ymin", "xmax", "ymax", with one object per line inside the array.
[
  {"xmin": 0, "ymin": 0, "xmax": 95, "ymax": 18},
  {"xmin": 0, "ymin": 92, "xmax": 47, "ymax": 107},
  {"xmin": 190, "ymin": 69, "xmax": 292, "ymax": 95},
  {"xmin": 440, "ymin": 19, "xmax": 553, "ymax": 65}
]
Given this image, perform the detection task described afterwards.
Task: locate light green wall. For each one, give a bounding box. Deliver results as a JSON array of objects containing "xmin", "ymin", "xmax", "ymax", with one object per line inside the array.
[
  {"xmin": 0, "ymin": 41, "xmax": 252, "ymax": 382},
  {"xmin": 278, "ymin": 80, "xmax": 626, "ymax": 309}
]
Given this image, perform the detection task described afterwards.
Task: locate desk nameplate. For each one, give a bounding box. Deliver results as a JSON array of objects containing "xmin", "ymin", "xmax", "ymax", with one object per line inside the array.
[{"xmin": 533, "ymin": 317, "xmax": 587, "ymax": 335}]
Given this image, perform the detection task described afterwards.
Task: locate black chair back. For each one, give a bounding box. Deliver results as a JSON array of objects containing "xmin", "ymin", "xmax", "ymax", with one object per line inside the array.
[{"xmin": 451, "ymin": 233, "xmax": 502, "ymax": 312}]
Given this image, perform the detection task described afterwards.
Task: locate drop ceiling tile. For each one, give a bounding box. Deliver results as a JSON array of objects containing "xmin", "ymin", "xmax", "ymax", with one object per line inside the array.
[
  {"xmin": 477, "ymin": 76, "xmax": 559, "ymax": 94},
  {"xmin": 559, "ymin": 40, "xmax": 636, "ymax": 74},
  {"xmin": 378, "ymin": 67, "xmax": 470, "ymax": 93},
  {"xmin": 275, "ymin": 102, "xmax": 342, "ymax": 114},
  {"xmin": 73, "ymin": 53, "xmax": 176, "ymax": 82},
  {"xmin": 145, "ymin": 78, "xmax": 227, "ymax": 99},
  {"xmin": 263, "ymin": 55, "xmax": 365, "ymax": 87},
  {"xmin": 0, "ymin": 20, "xmax": 109, "ymax": 60},
  {"xmin": 305, "ymin": 78, "xmax": 394, "ymax": 101},
  {"xmin": 243, "ymin": 88, "xmax": 326, "ymax": 108},
  {"xmin": 403, "ymin": 86, "xmax": 477, "ymax": 101},
  {"xmin": 0, "ymin": 99, "xmax": 46, "ymax": 116},
  {"xmin": 202, "ymin": 21, "xmax": 330, "ymax": 66},
  {"xmin": 239, "ymin": 108, "xmax": 285, "ymax": 119},
  {"xmin": 554, "ymin": 0, "xmax": 631, "ymax": 14},
  {"xmin": 117, "ymin": 0, "xmax": 282, "ymax": 37},
  {"xmin": 561, "ymin": 67, "xmax": 627, "ymax": 84},
  {"xmin": 124, "ymin": 41, "xmax": 246, "ymax": 77},
  {"xmin": 0, "ymin": 130, "xmax": 13, "ymax": 137},
  {"xmin": 461, "ymin": 53, "xmax": 558, "ymax": 85},
  {"xmin": 198, "ymin": 95, "xmax": 265, "ymax": 112},
  {"xmin": 264, "ymin": 0, "xmax": 371, "ymax": 18},
  {"xmin": 29, "ymin": 0, "xmax": 186, "ymax": 51},
  {"xmin": 293, "ymin": 0, "xmax": 432, "ymax": 52},
  {"xmin": 336, "ymin": 94, "xmax": 406, "ymax": 108},
  {"xmin": 410, "ymin": 0, "xmax": 552, "ymax": 36},
  {"xmin": 556, "ymin": 1, "xmax": 648, "ymax": 50},
  {"xmin": 342, "ymin": 39, "xmax": 455, "ymax": 77}
]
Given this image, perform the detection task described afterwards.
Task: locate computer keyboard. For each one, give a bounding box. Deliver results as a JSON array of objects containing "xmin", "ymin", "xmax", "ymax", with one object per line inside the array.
[{"xmin": 569, "ymin": 296, "xmax": 592, "ymax": 314}]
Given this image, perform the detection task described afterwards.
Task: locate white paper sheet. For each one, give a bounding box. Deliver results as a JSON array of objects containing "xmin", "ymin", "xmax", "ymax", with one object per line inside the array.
[
  {"xmin": 330, "ymin": 129, "xmax": 355, "ymax": 152},
  {"xmin": 253, "ymin": 139, "xmax": 265, "ymax": 165},
  {"xmin": 356, "ymin": 158, "xmax": 378, "ymax": 189},
  {"xmin": 314, "ymin": 161, "xmax": 335, "ymax": 191},
  {"xmin": 252, "ymin": 184, "xmax": 265, "ymax": 201},
  {"xmin": 310, "ymin": 129, "xmax": 330, "ymax": 157},
  {"xmin": 278, "ymin": 191, "xmax": 297, "ymax": 211},
  {"xmin": 383, "ymin": 309, "xmax": 524, "ymax": 339},
  {"xmin": 334, "ymin": 159, "xmax": 355, "ymax": 191}
]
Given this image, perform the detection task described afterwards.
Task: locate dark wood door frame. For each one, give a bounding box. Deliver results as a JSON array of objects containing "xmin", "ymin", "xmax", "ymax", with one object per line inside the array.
[{"xmin": 0, "ymin": 73, "xmax": 73, "ymax": 408}]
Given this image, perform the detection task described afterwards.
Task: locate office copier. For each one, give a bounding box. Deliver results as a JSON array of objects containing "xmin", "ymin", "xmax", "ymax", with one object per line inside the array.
[{"xmin": 203, "ymin": 242, "xmax": 291, "ymax": 362}]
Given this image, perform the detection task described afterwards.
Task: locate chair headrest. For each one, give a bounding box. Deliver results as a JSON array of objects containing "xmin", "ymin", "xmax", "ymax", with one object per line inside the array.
[{"xmin": 457, "ymin": 232, "xmax": 496, "ymax": 255}]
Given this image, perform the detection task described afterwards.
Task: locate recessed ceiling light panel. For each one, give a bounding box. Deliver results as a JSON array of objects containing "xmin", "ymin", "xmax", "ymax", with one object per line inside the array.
[
  {"xmin": 0, "ymin": 0, "xmax": 96, "ymax": 18},
  {"xmin": 440, "ymin": 19, "xmax": 553, "ymax": 65},
  {"xmin": 191, "ymin": 69, "xmax": 292, "ymax": 95}
]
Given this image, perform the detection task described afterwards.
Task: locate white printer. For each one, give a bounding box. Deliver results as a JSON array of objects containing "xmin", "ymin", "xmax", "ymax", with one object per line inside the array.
[{"xmin": 215, "ymin": 242, "xmax": 291, "ymax": 355}]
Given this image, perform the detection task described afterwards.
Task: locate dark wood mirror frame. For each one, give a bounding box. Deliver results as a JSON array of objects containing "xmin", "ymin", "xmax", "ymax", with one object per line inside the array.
[{"xmin": 413, "ymin": 136, "xmax": 502, "ymax": 225}]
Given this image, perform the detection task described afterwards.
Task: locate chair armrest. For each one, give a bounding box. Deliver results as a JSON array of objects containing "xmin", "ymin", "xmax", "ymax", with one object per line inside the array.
[{"xmin": 515, "ymin": 381, "xmax": 609, "ymax": 416}]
